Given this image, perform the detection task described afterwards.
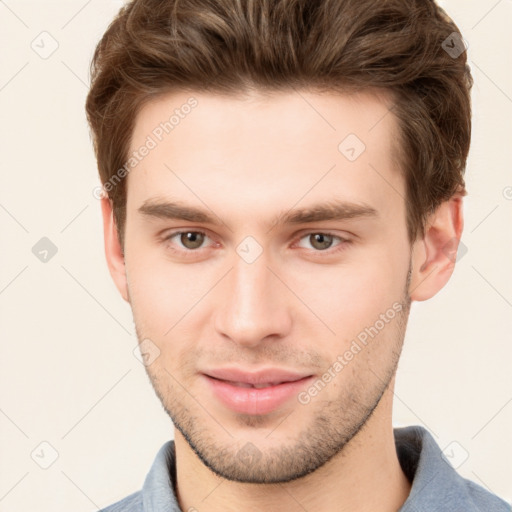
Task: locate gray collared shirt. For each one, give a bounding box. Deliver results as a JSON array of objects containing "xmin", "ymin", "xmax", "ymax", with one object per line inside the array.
[{"xmin": 100, "ymin": 425, "xmax": 510, "ymax": 511}]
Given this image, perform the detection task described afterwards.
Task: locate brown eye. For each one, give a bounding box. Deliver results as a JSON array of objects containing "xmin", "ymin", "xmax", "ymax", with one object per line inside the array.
[
  {"xmin": 179, "ymin": 232, "xmax": 205, "ymax": 249},
  {"xmin": 308, "ymin": 233, "xmax": 335, "ymax": 250}
]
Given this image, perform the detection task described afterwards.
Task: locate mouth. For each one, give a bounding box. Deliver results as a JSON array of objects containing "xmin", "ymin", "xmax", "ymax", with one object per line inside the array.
[
  {"xmin": 210, "ymin": 379, "xmax": 295, "ymax": 389},
  {"xmin": 202, "ymin": 368, "xmax": 314, "ymax": 415}
]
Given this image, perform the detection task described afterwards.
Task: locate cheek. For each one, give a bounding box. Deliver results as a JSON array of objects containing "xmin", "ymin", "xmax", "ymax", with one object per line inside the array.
[
  {"xmin": 125, "ymin": 255, "xmax": 181, "ymax": 331},
  {"xmin": 122, "ymin": 210, "xmax": 204, "ymax": 326},
  {"xmin": 283, "ymin": 253, "xmax": 407, "ymax": 335},
  {"xmin": 126, "ymin": 260, "xmax": 205, "ymax": 377}
]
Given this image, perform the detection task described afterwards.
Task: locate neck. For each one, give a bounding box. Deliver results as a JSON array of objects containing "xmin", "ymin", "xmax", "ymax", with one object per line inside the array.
[{"xmin": 174, "ymin": 386, "xmax": 411, "ymax": 512}]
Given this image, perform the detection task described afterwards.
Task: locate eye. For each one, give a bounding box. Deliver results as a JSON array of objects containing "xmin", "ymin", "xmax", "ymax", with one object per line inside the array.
[
  {"xmin": 164, "ymin": 231, "xmax": 211, "ymax": 250},
  {"xmin": 296, "ymin": 232, "xmax": 347, "ymax": 252}
]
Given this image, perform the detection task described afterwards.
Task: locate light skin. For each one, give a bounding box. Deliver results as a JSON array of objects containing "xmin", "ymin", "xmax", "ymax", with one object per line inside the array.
[{"xmin": 101, "ymin": 88, "xmax": 463, "ymax": 512}]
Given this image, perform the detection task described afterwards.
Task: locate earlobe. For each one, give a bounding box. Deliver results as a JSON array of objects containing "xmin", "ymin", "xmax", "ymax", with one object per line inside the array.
[
  {"xmin": 409, "ymin": 195, "xmax": 464, "ymax": 302},
  {"xmin": 100, "ymin": 197, "xmax": 129, "ymax": 302}
]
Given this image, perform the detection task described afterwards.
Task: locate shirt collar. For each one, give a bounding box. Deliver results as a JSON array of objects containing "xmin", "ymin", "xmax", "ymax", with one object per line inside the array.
[
  {"xmin": 141, "ymin": 440, "xmax": 180, "ymax": 512},
  {"xmin": 395, "ymin": 425, "xmax": 503, "ymax": 511}
]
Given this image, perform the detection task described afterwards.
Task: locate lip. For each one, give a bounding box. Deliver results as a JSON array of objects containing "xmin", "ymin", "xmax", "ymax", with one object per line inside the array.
[{"xmin": 202, "ymin": 368, "xmax": 314, "ymax": 415}]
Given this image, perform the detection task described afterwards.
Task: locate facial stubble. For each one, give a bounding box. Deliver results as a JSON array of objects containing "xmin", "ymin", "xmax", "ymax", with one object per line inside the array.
[{"xmin": 134, "ymin": 266, "xmax": 413, "ymax": 484}]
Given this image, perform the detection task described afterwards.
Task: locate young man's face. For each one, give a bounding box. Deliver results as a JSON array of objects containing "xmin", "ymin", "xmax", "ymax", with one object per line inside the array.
[{"xmin": 103, "ymin": 89, "xmax": 453, "ymax": 483}]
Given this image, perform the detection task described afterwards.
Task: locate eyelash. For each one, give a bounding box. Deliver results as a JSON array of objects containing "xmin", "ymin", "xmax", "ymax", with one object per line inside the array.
[{"xmin": 161, "ymin": 230, "xmax": 351, "ymax": 257}]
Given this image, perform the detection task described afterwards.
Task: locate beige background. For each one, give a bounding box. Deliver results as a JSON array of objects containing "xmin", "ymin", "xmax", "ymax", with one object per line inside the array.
[{"xmin": 0, "ymin": 0, "xmax": 511, "ymax": 510}]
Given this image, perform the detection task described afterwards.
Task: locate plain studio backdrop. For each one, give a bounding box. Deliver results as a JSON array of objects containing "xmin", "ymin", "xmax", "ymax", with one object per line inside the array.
[{"xmin": 0, "ymin": 1, "xmax": 511, "ymax": 510}]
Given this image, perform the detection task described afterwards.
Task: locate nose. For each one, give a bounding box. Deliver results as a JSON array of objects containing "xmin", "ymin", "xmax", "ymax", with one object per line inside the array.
[{"xmin": 213, "ymin": 246, "xmax": 292, "ymax": 348}]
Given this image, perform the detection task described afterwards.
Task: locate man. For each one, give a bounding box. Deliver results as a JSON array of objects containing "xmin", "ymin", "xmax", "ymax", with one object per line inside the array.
[{"xmin": 86, "ymin": 0, "xmax": 510, "ymax": 510}]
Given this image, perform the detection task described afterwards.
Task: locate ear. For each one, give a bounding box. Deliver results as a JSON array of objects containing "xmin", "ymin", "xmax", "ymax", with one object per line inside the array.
[
  {"xmin": 409, "ymin": 195, "xmax": 464, "ymax": 302},
  {"xmin": 100, "ymin": 197, "xmax": 129, "ymax": 302}
]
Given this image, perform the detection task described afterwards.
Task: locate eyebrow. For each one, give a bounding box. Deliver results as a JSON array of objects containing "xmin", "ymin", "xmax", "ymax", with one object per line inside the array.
[{"xmin": 138, "ymin": 198, "xmax": 378, "ymax": 228}]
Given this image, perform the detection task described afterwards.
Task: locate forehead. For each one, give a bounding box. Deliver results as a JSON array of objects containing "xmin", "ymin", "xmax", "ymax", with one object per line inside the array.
[{"xmin": 126, "ymin": 88, "xmax": 404, "ymax": 225}]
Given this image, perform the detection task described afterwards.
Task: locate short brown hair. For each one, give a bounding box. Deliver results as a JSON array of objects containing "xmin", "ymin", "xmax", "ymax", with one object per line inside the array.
[{"xmin": 86, "ymin": 0, "xmax": 472, "ymax": 246}]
